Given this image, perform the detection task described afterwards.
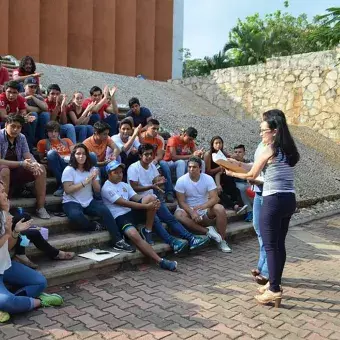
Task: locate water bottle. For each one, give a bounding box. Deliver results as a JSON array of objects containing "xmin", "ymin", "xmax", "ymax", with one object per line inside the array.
[{"xmin": 17, "ymin": 207, "xmax": 24, "ymax": 216}]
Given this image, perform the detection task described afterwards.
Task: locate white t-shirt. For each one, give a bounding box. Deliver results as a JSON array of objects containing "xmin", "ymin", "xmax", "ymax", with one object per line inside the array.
[
  {"xmin": 101, "ymin": 180, "xmax": 137, "ymax": 218},
  {"xmin": 61, "ymin": 166, "xmax": 99, "ymax": 208},
  {"xmin": 175, "ymin": 173, "xmax": 217, "ymax": 207},
  {"xmin": 127, "ymin": 161, "xmax": 159, "ymax": 197},
  {"xmin": 0, "ymin": 212, "xmax": 11, "ymax": 275},
  {"xmin": 106, "ymin": 134, "xmax": 140, "ymax": 159}
]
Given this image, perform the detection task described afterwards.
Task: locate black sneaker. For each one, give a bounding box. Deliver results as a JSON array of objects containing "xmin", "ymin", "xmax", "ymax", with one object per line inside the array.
[{"xmin": 113, "ymin": 239, "xmax": 136, "ymax": 253}]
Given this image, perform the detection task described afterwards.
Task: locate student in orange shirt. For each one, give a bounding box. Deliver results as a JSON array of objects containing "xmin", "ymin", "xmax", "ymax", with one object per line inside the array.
[
  {"xmin": 83, "ymin": 121, "xmax": 119, "ymax": 181},
  {"xmin": 139, "ymin": 119, "xmax": 175, "ymax": 203},
  {"xmin": 37, "ymin": 121, "xmax": 78, "ymax": 197}
]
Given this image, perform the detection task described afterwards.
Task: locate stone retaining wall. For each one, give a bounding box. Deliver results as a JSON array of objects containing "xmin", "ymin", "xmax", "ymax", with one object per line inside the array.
[{"xmin": 170, "ymin": 48, "xmax": 340, "ymax": 141}]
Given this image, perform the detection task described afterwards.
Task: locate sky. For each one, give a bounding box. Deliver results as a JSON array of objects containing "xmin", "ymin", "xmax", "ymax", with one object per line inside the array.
[{"xmin": 183, "ymin": 0, "xmax": 338, "ymax": 59}]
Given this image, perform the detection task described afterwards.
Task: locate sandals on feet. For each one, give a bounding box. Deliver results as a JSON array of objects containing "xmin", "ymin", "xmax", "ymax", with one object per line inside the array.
[
  {"xmin": 55, "ymin": 251, "xmax": 76, "ymax": 260},
  {"xmin": 251, "ymin": 269, "xmax": 261, "ymax": 277}
]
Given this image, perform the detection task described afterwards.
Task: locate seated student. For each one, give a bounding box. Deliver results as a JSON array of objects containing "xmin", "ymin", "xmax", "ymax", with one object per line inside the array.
[
  {"xmin": 0, "ymin": 57, "xmax": 9, "ymax": 92},
  {"xmin": 11, "ymin": 211, "xmax": 75, "ymax": 269},
  {"xmin": 163, "ymin": 127, "xmax": 205, "ymax": 180},
  {"xmin": 37, "ymin": 121, "xmax": 74, "ymax": 197},
  {"xmin": 0, "ymin": 115, "xmax": 50, "ymax": 219},
  {"xmin": 127, "ymin": 144, "xmax": 209, "ymax": 252},
  {"xmin": 61, "ymin": 143, "xmax": 134, "ymax": 252},
  {"xmin": 139, "ymin": 119, "xmax": 174, "ymax": 203},
  {"xmin": 66, "ymin": 91, "xmax": 94, "ymax": 142},
  {"xmin": 0, "ymin": 182, "xmax": 63, "ymax": 324},
  {"xmin": 232, "ymin": 144, "xmax": 253, "ymax": 222},
  {"xmin": 204, "ymin": 136, "xmax": 247, "ymax": 214},
  {"xmin": 106, "ymin": 119, "xmax": 141, "ymax": 172},
  {"xmin": 126, "ymin": 97, "xmax": 152, "ymax": 128},
  {"xmin": 174, "ymin": 156, "xmax": 232, "ymax": 253},
  {"xmin": 84, "ymin": 121, "xmax": 120, "ymax": 180},
  {"xmin": 45, "ymin": 84, "xmax": 76, "ymax": 143},
  {"xmin": 0, "ymin": 81, "xmax": 37, "ymax": 151},
  {"xmin": 12, "ymin": 56, "xmax": 42, "ymax": 93},
  {"xmin": 82, "ymin": 85, "xmax": 119, "ymax": 136},
  {"xmin": 101, "ymin": 160, "xmax": 177, "ymax": 271},
  {"xmin": 21, "ymin": 77, "xmax": 50, "ymax": 141}
]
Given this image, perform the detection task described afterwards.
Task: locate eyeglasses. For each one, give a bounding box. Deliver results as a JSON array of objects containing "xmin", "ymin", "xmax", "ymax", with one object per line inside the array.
[{"xmin": 259, "ymin": 128, "xmax": 272, "ymax": 134}]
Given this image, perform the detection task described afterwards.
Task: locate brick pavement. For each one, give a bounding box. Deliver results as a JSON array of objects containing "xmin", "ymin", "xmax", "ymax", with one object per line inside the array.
[{"xmin": 2, "ymin": 215, "xmax": 340, "ymax": 340}]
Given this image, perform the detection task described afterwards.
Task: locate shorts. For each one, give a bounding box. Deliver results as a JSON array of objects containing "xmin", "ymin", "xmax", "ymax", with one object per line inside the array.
[
  {"xmin": 0, "ymin": 165, "xmax": 35, "ymax": 188},
  {"xmin": 115, "ymin": 210, "xmax": 146, "ymax": 233},
  {"xmin": 175, "ymin": 206, "xmax": 208, "ymax": 218}
]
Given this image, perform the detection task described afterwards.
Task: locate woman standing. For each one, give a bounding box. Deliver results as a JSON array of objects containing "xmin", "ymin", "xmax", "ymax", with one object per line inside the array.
[
  {"xmin": 225, "ymin": 109, "xmax": 299, "ymax": 306},
  {"xmin": 0, "ymin": 180, "xmax": 63, "ymax": 323},
  {"xmin": 65, "ymin": 92, "xmax": 94, "ymax": 142},
  {"xmin": 61, "ymin": 144, "xmax": 134, "ymax": 252}
]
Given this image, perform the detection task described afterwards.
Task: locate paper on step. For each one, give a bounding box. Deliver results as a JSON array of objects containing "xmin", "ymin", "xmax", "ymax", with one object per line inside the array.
[{"xmin": 78, "ymin": 249, "xmax": 121, "ymax": 262}]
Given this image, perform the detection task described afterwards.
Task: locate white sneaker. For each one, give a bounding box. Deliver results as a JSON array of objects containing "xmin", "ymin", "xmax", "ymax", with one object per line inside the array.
[
  {"xmin": 219, "ymin": 240, "xmax": 232, "ymax": 253},
  {"xmin": 36, "ymin": 207, "xmax": 50, "ymax": 219},
  {"xmin": 206, "ymin": 226, "xmax": 222, "ymax": 243},
  {"xmin": 236, "ymin": 205, "xmax": 248, "ymax": 215}
]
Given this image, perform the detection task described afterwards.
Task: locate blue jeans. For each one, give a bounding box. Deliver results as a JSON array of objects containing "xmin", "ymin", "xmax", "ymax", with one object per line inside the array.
[
  {"xmin": 75, "ymin": 125, "xmax": 94, "ymax": 143},
  {"xmin": 159, "ymin": 160, "xmax": 174, "ymax": 194},
  {"xmin": 167, "ymin": 160, "xmax": 205, "ymax": 180},
  {"xmin": 36, "ymin": 112, "xmax": 50, "ymax": 141},
  {"xmin": 260, "ymin": 193, "xmax": 296, "ymax": 292},
  {"xmin": 253, "ymin": 193, "xmax": 268, "ymax": 278},
  {"xmin": 63, "ymin": 199, "xmax": 123, "ymax": 244},
  {"xmin": 47, "ymin": 150, "xmax": 68, "ymax": 187},
  {"xmin": 22, "ymin": 112, "xmax": 38, "ymax": 151},
  {"xmin": 153, "ymin": 202, "xmax": 192, "ymax": 244},
  {"xmin": 0, "ymin": 261, "xmax": 47, "ymax": 314},
  {"xmin": 89, "ymin": 113, "xmax": 118, "ymax": 136},
  {"xmin": 60, "ymin": 124, "xmax": 76, "ymax": 144}
]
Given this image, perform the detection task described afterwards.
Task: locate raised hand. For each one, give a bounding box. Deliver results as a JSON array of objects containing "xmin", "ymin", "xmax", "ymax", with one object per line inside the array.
[
  {"xmin": 103, "ymin": 85, "xmax": 109, "ymax": 98},
  {"xmin": 133, "ymin": 124, "xmax": 142, "ymax": 136},
  {"xmin": 109, "ymin": 86, "xmax": 117, "ymax": 97},
  {"xmin": 14, "ymin": 218, "xmax": 33, "ymax": 233}
]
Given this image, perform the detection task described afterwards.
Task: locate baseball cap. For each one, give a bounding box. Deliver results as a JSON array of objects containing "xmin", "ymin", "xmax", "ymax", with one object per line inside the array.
[
  {"xmin": 106, "ymin": 160, "xmax": 125, "ymax": 174},
  {"xmin": 24, "ymin": 77, "xmax": 38, "ymax": 86}
]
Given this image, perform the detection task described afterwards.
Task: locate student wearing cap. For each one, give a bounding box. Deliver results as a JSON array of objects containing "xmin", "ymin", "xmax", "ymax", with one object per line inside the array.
[
  {"xmin": 163, "ymin": 127, "xmax": 205, "ymax": 181},
  {"xmin": 21, "ymin": 77, "xmax": 50, "ymax": 142},
  {"xmin": 101, "ymin": 160, "xmax": 178, "ymax": 271}
]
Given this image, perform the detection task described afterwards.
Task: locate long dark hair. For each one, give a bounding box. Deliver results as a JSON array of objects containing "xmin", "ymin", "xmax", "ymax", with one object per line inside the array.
[
  {"xmin": 19, "ymin": 56, "xmax": 36, "ymax": 74},
  {"xmin": 69, "ymin": 143, "xmax": 93, "ymax": 171},
  {"xmin": 262, "ymin": 109, "xmax": 300, "ymax": 167},
  {"xmin": 210, "ymin": 136, "xmax": 224, "ymax": 154}
]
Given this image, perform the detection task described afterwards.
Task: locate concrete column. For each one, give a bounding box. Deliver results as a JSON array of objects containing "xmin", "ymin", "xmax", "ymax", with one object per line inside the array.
[{"xmin": 0, "ymin": 0, "xmax": 9, "ymax": 55}]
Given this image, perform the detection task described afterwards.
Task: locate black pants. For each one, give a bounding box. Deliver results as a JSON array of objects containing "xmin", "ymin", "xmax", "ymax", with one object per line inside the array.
[
  {"xmin": 219, "ymin": 174, "xmax": 241, "ymax": 208},
  {"xmin": 16, "ymin": 229, "xmax": 59, "ymax": 259},
  {"xmin": 259, "ymin": 192, "xmax": 296, "ymax": 292}
]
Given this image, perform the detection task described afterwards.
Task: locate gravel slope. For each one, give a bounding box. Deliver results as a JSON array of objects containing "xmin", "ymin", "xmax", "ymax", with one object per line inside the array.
[{"xmin": 36, "ymin": 63, "xmax": 340, "ymax": 201}]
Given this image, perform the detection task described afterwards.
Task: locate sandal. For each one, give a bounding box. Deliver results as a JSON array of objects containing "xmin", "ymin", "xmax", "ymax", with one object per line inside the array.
[
  {"xmin": 13, "ymin": 255, "xmax": 39, "ymax": 269},
  {"xmin": 55, "ymin": 251, "xmax": 76, "ymax": 260},
  {"xmin": 254, "ymin": 275, "xmax": 269, "ymax": 286},
  {"xmin": 251, "ymin": 269, "xmax": 260, "ymax": 277}
]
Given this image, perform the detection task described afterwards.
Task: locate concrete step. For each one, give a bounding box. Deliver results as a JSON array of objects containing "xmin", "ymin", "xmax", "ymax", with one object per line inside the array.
[
  {"xmin": 32, "ymin": 220, "xmax": 254, "ymax": 286},
  {"xmin": 11, "ymin": 194, "xmax": 62, "ymax": 214}
]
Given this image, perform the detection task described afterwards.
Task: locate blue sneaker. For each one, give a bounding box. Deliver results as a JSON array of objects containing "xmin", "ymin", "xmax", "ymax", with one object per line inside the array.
[
  {"xmin": 171, "ymin": 239, "xmax": 188, "ymax": 254},
  {"xmin": 245, "ymin": 211, "xmax": 253, "ymax": 222},
  {"xmin": 189, "ymin": 235, "xmax": 210, "ymax": 250},
  {"xmin": 140, "ymin": 227, "xmax": 155, "ymax": 245},
  {"xmin": 159, "ymin": 259, "xmax": 177, "ymax": 271}
]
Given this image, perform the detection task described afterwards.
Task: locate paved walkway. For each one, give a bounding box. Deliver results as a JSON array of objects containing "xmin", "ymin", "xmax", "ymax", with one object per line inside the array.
[{"xmin": 2, "ymin": 215, "xmax": 340, "ymax": 340}]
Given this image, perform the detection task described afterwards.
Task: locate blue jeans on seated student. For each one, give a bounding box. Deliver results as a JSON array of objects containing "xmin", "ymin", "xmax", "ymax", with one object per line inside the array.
[
  {"xmin": 253, "ymin": 192, "xmax": 268, "ymax": 278},
  {"xmin": 63, "ymin": 199, "xmax": 122, "ymax": 244},
  {"xmin": 75, "ymin": 125, "xmax": 94, "ymax": 143},
  {"xmin": 36, "ymin": 112, "xmax": 50, "ymax": 141},
  {"xmin": 0, "ymin": 261, "xmax": 47, "ymax": 314},
  {"xmin": 159, "ymin": 160, "xmax": 174, "ymax": 194},
  {"xmin": 60, "ymin": 124, "xmax": 76, "ymax": 144},
  {"xmin": 153, "ymin": 202, "xmax": 192, "ymax": 244},
  {"xmin": 47, "ymin": 150, "xmax": 68, "ymax": 188},
  {"xmin": 166, "ymin": 159, "xmax": 206, "ymax": 180},
  {"xmin": 89, "ymin": 113, "xmax": 118, "ymax": 136}
]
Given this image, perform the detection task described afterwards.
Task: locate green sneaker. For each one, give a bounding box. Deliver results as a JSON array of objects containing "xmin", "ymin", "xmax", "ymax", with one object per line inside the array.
[
  {"xmin": 0, "ymin": 311, "xmax": 10, "ymax": 323},
  {"xmin": 39, "ymin": 293, "xmax": 64, "ymax": 307}
]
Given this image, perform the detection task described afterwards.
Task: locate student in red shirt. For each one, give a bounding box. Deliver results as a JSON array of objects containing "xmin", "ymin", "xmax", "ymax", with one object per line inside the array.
[
  {"xmin": 83, "ymin": 85, "xmax": 119, "ymax": 136},
  {"xmin": 12, "ymin": 56, "xmax": 42, "ymax": 93},
  {"xmin": 44, "ymin": 84, "xmax": 76, "ymax": 144},
  {"xmin": 0, "ymin": 57, "xmax": 9, "ymax": 93},
  {"xmin": 0, "ymin": 81, "xmax": 37, "ymax": 151},
  {"xmin": 163, "ymin": 127, "xmax": 205, "ymax": 180}
]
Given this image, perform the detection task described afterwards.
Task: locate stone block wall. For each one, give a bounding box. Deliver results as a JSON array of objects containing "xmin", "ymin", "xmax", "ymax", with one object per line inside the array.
[{"xmin": 170, "ymin": 48, "xmax": 340, "ymax": 141}]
